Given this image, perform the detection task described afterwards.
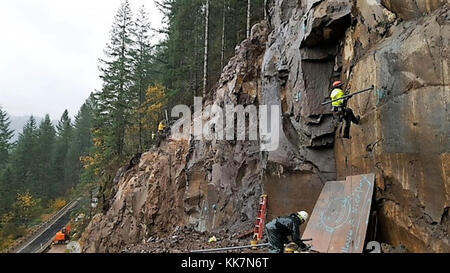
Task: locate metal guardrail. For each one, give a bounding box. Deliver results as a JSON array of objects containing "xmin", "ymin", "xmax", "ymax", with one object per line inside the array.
[
  {"xmin": 34, "ymin": 236, "xmax": 55, "ymax": 253},
  {"xmin": 32, "ymin": 200, "xmax": 79, "ymax": 253},
  {"xmin": 5, "ymin": 199, "xmax": 79, "ymax": 253}
]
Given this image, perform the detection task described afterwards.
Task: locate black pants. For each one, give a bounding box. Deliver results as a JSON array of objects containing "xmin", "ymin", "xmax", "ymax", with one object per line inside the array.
[
  {"xmin": 266, "ymin": 221, "xmax": 286, "ymax": 253},
  {"xmin": 334, "ymin": 107, "xmax": 359, "ymax": 138}
]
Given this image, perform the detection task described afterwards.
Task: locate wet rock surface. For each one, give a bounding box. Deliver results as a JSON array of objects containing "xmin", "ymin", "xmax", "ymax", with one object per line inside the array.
[
  {"xmin": 335, "ymin": 3, "xmax": 449, "ymax": 252},
  {"xmin": 81, "ymin": 1, "xmax": 449, "ymax": 253}
]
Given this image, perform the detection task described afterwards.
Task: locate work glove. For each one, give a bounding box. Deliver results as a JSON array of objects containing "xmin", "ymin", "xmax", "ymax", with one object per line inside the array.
[{"xmin": 297, "ymin": 242, "xmax": 308, "ymax": 251}]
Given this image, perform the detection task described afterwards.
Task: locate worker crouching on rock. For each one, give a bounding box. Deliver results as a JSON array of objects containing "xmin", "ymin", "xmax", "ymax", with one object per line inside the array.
[
  {"xmin": 154, "ymin": 120, "xmax": 168, "ymax": 147},
  {"xmin": 330, "ymin": 81, "xmax": 360, "ymax": 139},
  {"xmin": 265, "ymin": 211, "xmax": 309, "ymax": 253},
  {"xmin": 158, "ymin": 120, "xmax": 167, "ymax": 133}
]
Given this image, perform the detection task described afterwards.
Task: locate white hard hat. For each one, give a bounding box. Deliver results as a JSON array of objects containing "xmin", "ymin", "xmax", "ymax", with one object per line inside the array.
[{"xmin": 297, "ymin": 211, "xmax": 309, "ymax": 222}]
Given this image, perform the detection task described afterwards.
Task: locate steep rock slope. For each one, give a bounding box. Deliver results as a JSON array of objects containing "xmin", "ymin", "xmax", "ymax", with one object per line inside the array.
[
  {"xmin": 263, "ymin": 0, "xmax": 449, "ymax": 252},
  {"xmin": 81, "ymin": 140, "xmax": 191, "ymax": 252},
  {"xmin": 336, "ymin": 2, "xmax": 449, "ymax": 252},
  {"xmin": 81, "ymin": 0, "xmax": 449, "ymax": 252},
  {"xmin": 81, "ymin": 23, "xmax": 269, "ymax": 253}
]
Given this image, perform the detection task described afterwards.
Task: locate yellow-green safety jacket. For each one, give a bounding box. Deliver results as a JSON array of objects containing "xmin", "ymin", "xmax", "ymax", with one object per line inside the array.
[
  {"xmin": 330, "ymin": 88, "xmax": 345, "ymax": 107},
  {"xmin": 158, "ymin": 122, "xmax": 166, "ymax": 132}
]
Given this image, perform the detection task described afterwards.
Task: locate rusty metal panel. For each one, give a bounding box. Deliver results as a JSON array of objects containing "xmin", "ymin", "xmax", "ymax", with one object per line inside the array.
[{"xmin": 301, "ymin": 174, "xmax": 375, "ymax": 253}]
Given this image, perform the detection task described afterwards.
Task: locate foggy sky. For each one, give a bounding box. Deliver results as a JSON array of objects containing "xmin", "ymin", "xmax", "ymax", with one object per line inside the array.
[{"xmin": 0, "ymin": 0, "xmax": 164, "ymax": 119}]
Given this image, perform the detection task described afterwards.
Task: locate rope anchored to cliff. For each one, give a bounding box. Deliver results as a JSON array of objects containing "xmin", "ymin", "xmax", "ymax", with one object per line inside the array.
[{"xmin": 321, "ymin": 85, "xmax": 375, "ymax": 106}]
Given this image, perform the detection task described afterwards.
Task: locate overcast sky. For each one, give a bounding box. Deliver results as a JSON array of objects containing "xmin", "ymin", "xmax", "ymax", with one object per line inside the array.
[{"xmin": 0, "ymin": 0, "xmax": 164, "ymax": 119}]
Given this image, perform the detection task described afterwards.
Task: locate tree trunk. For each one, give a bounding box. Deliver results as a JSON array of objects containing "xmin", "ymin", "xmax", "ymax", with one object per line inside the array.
[
  {"xmin": 247, "ymin": 0, "xmax": 251, "ymax": 38},
  {"xmin": 194, "ymin": 14, "xmax": 199, "ymax": 97},
  {"xmin": 264, "ymin": 0, "xmax": 267, "ymax": 20},
  {"xmin": 203, "ymin": 0, "xmax": 210, "ymax": 97},
  {"xmin": 221, "ymin": 0, "xmax": 227, "ymax": 70},
  {"xmin": 139, "ymin": 68, "xmax": 144, "ymax": 152}
]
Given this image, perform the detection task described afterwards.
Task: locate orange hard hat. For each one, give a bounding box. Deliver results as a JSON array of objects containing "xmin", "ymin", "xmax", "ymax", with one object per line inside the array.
[{"xmin": 332, "ymin": 81, "xmax": 343, "ymax": 88}]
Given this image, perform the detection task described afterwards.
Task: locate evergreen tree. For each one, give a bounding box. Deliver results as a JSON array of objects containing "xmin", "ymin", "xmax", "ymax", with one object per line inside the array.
[
  {"xmin": 0, "ymin": 107, "xmax": 15, "ymax": 217},
  {"xmin": 152, "ymin": 0, "xmax": 265, "ymax": 105},
  {"xmin": 0, "ymin": 107, "xmax": 14, "ymax": 166},
  {"xmin": 12, "ymin": 116, "xmax": 39, "ymax": 194},
  {"xmin": 66, "ymin": 97, "xmax": 94, "ymax": 190},
  {"xmin": 36, "ymin": 115, "xmax": 56, "ymax": 199},
  {"xmin": 155, "ymin": 0, "xmax": 205, "ymax": 103},
  {"xmin": 130, "ymin": 5, "xmax": 154, "ymax": 152},
  {"xmin": 53, "ymin": 110, "xmax": 73, "ymax": 196},
  {"xmin": 0, "ymin": 165, "xmax": 15, "ymax": 214},
  {"xmin": 73, "ymin": 98, "xmax": 94, "ymax": 157},
  {"xmin": 96, "ymin": 0, "xmax": 136, "ymax": 158}
]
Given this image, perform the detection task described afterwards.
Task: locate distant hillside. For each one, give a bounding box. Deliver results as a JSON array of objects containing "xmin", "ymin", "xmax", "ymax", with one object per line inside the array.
[{"xmin": 8, "ymin": 115, "xmax": 58, "ymax": 142}]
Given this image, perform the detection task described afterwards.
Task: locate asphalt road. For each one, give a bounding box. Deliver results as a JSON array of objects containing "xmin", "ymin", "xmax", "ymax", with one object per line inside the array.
[{"xmin": 16, "ymin": 203, "xmax": 78, "ymax": 253}]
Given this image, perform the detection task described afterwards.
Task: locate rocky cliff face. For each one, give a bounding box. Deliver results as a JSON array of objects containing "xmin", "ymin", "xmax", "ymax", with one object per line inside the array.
[
  {"xmin": 81, "ymin": 0, "xmax": 449, "ymax": 253},
  {"xmin": 81, "ymin": 22, "xmax": 269, "ymax": 253},
  {"xmin": 335, "ymin": 0, "xmax": 449, "ymax": 252}
]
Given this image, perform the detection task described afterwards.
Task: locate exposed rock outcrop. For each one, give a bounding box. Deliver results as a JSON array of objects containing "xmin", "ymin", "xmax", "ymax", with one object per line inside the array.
[
  {"xmin": 81, "ymin": 22, "xmax": 270, "ymax": 253},
  {"xmin": 381, "ymin": 0, "xmax": 447, "ymax": 20},
  {"xmin": 81, "ymin": 0, "xmax": 449, "ymax": 253},
  {"xmin": 81, "ymin": 140, "xmax": 191, "ymax": 252},
  {"xmin": 336, "ymin": 3, "xmax": 449, "ymax": 252}
]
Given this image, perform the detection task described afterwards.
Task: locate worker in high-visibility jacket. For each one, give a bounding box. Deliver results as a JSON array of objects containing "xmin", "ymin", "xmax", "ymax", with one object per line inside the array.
[
  {"xmin": 330, "ymin": 81, "xmax": 360, "ymax": 139},
  {"xmin": 154, "ymin": 120, "xmax": 168, "ymax": 148},
  {"xmin": 158, "ymin": 120, "xmax": 166, "ymax": 132}
]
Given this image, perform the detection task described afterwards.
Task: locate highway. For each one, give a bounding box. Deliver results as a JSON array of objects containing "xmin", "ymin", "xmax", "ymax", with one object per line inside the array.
[{"xmin": 13, "ymin": 200, "xmax": 79, "ymax": 253}]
